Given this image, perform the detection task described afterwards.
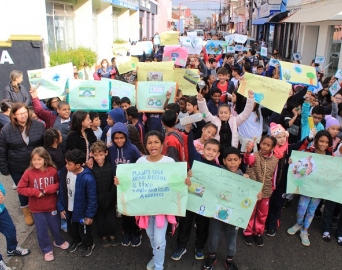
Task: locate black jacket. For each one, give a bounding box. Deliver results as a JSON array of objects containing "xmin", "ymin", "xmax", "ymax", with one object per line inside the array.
[
  {"xmin": 0, "ymin": 120, "xmax": 45, "ymax": 175},
  {"xmin": 0, "ymin": 113, "xmax": 10, "ymax": 130},
  {"xmin": 4, "ymin": 83, "xmax": 31, "ymax": 105},
  {"xmin": 66, "ymin": 128, "xmax": 97, "ymax": 155},
  {"xmin": 91, "ymin": 159, "xmax": 116, "ymax": 210}
]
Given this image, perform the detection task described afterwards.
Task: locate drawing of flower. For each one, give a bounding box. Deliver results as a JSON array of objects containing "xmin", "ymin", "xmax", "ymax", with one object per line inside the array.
[{"xmin": 52, "ymin": 73, "xmax": 60, "ymax": 82}]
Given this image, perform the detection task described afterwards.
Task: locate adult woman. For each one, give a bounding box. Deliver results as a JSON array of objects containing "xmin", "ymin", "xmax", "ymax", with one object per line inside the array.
[
  {"xmin": 0, "ymin": 102, "xmax": 45, "ymax": 225},
  {"xmin": 4, "ymin": 70, "xmax": 31, "ymax": 105},
  {"xmin": 96, "ymin": 59, "xmax": 112, "ymax": 79},
  {"xmin": 0, "ymin": 99, "xmax": 13, "ymax": 129}
]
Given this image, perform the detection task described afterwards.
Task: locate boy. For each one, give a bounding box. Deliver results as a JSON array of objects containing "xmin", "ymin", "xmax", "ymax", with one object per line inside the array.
[
  {"xmin": 89, "ymin": 112, "xmax": 102, "ymax": 140},
  {"xmin": 203, "ymin": 147, "xmax": 247, "ymax": 270},
  {"xmin": 200, "ymin": 57, "xmax": 218, "ymax": 77},
  {"xmin": 111, "ymin": 96, "xmax": 121, "ymax": 109},
  {"xmin": 100, "ymin": 108, "xmax": 125, "ymax": 146},
  {"xmin": 90, "ymin": 141, "xmax": 118, "ymax": 247},
  {"xmin": 126, "ymin": 106, "xmax": 145, "ymax": 144},
  {"xmin": 207, "ymin": 88, "xmax": 223, "ymax": 116},
  {"xmin": 256, "ymin": 65, "xmax": 265, "ymax": 76},
  {"xmin": 301, "ymin": 92, "xmax": 325, "ymax": 140},
  {"xmin": 175, "ymin": 97, "xmax": 189, "ymax": 131},
  {"xmin": 108, "ymin": 123, "xmax": 141, "ymax": 247},
  {"xmin": 211, "ymin": 67, "xmax": 234, "ymax": 104},
  {"xmin": 57, "ymin": 149, "xmax": 98, "ymax": 257},
  {"xmin": 231, "ymin": 66, "xmax": 242, "ymax": 89},
  {"xmin": 120, "ymin": 97, "xmax": 131, "ymax": 123},
  {"xmin": 171, "ymin": 127, "xmax": 220, "ymax": 261}
]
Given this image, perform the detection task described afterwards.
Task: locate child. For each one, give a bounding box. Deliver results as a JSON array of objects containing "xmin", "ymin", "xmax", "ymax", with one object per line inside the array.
[
  {"xmin": 44, "ymin": 128, "xmax": 65, "ymax": 171},
  {"xmin": 0, "ymin": 181, "xmax": 30, "ymax": 269},
  {"xmin": 126, "ymin": 106, "xmax": 145, "ymax": 144},
  {"xmin": 127, "ymin": 124, "xmax": 147, "ymax": 155},
  {"xmin": 204, "ymin": 147, "xmax": 253, "ymax": 270},
  {"xmin": 186, "ymin": 96, "xmax": 206, "ymax": 139},
  {"xmin": 197, "ymin": 90, "xmax": 254, "ymax": 164},
  {"xmin": 175, "ymin": 97, "xmax": 189, "ymax": 131},
  {"xmin": 89, "ymin": 112, "xmax": 103, "ymax": 140},
  {"xmin": 108, "ymin": 123, "xmax": 142, "ymax": 247},
  {"xmin": 243, "ymin": 135, "xmax": 278, "ymax": 246},
  {"xmin": 210, "ymin": 67, "xmax": 235, "ymax": 103},
  {"xmin": 325, "ymin": 115, "xmax": 340, "ymax": 151},
  {"xmin": 90, "ymin": 141, "xmax": 118, "ymax": 247},
  {"xmin": 100, "ymin": 108, "xmax": 125, "ymax": 146},
  {"xmin": 17, "ymin": 147, "xmax": 69, "ymax": 261},
  {"xmin": 193, "ymin": 123, "xmax": 218, "ymax": 156},
  {"xmin": 120, "ymin": 97, "xmax": 131, "ymax": 111},
  {"xmin": 207, "ymin": 88, "xmax": 223, "ymax": 117},
  {"xmin": 287, "ymin": 130, "xmax": 333, "ymax": 246},
  {"xmin": 283, "ymin": 101, "xmax": 302, "ymax": 144},
  {"xmin": 57, "ymin": 149, "xmax": 98, "ymax": 256},
  {"xmin": 111, "ymin": 96, "xmax": 121, "ymax": 109},
  {"xmin": 115, "ymin": 131, "xmax": 189, "ymax": 270}
]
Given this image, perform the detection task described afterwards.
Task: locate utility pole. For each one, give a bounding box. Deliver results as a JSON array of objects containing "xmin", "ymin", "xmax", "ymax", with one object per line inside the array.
[
  {"xmin": 226, "ymin": 0, "xmax": 231, "ymax": 33},
  {"xmin": 248, "ymin": 0, "xmax": 253, "ymax": 36}
]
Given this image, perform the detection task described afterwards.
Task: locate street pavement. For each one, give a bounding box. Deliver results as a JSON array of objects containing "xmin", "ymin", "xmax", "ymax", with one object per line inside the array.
[{"xmin": 2, "ymin": 173, "xmax": 342, "ymax": 270}]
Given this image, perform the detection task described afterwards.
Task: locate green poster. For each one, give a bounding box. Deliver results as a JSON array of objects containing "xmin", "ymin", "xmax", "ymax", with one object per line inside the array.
[
  {"xmin": 136, "ymin": 82, "xmax": 176, "ymax": 112},
  {"xmin": 116, "ymin": 162, "xmax": 188, "ymax": 216},
  {"xmin": 187, "ymin": 161, "xmax": 263, "ymax": 229},
  {"xmin": 67, "ymin": 80, "xmax": 111, "ymax": 112},
  {"xmin": 103, "ymin": 78, "xmax": 136, "ymax": 106},
  {"xmin": 287, "ymin": 151, "xmax": 342, "ymax": 203}
]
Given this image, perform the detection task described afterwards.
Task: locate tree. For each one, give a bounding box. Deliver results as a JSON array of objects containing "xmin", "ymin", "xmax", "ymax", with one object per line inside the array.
[{"xmin": 193, "ymin": 15, "xmax": 201, "ymax": 25}]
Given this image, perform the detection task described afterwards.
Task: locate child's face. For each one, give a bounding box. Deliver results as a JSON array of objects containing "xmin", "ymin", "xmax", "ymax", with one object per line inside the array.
[
  {"xmin": 57, "ymin": 131, "xmax": 63, "ymax": 144},
  {"xmin": 57, "ymin": 105, "xmax": 71, "ymax": 119},
  {"xmin": 275, "ymin": 132, "xmax": 287, "ymax": 146},
  {"xmin": 50, "ymin": 98, "xmax": 60, "ymax": 110},
  {"xmin": 212, "ymin": 93, "xmax": 221, "ymax": 104},
  {"xmin": 82, "ymin": 114, "xmax": 91, "ymax": 130},
  {"xmin": 66, "ymin": 161, "xmax": 81, "ymax": 173},
  {"xmin": 227, "ymin": 56, "xmax": 233, "ymax": 65},
  {"xmin": 146, "ymin": 135, "xmax": 162, "ymax": 156},
  {"xmin": 32, "ymin": 153, "xmax": 45, "ymax": 171},
  {"xmin": 257, "ymin": 67, "xmax": 264, "ymax": 74},
  {"xmin": 231, "ymin": 93, "xmax": 237, "ymax": 103},
  {"xmin": 335, "ymin": 94, "xmax": 342, "ymax": 104},
  {"xmin": 203, "ymin": 143, "xmax": 220, "ymax": 161},
  {"xmin": 121, "ymin": 102, "xmax": 130, "ymax": 111},
  {"xmin": 91, "ymin": 117, "xmax": 101, "ymax": 128},
  {"xmin": 223, "ymin": 154, "xmax": 241, "ymax": 173},
  {"xmin": 315, "ymin": 135, "xmax": 329, "ymax": 152},
  {"xmin": 328, "ymin": 125, "xmax": 339, "ymax": 138},
  {"xmin": 210, "ymin": 61, "xmax": 217, "ymax": 69},
  {"xmin": 92, "ymin": 150, "xmax": 107, "ymax": 166},
  {"xmin": 112, "ymin": 102, "xmax": 119, "ymax": 109},
  {"xmin": 201, "ymin": 126, "xmax": 217, "ymax": 141},
  {"xmin": 260, "ymin": 138, "xmax": 274, "ymax": 156},
  {"xmin": 321, "ymin": 88, "xmax": 329, "ymax": 96},
  {"xmin": 113, "ymin": 132, "xmax": 126, "ymax": 148},
  {"xmin": 186, "ymin": 102, "xmax": 196, "ymax": 114},
  {"xmin": 218, "ymin": 74, "xmax": 228, "ymax": 83},
  {"xmin": 218, "ymin": 106, "xmax": 230, "ymax": 121},
  {"xmin": 179, "ymin": 100, "xmax": 187, "ymax": 112},
  {"xmin": 107, "ymin": 115, "xmax": 114, "ymax": 127},
  {"xmin": 312, "ymin": 113, "xmax": 323, "ymax": 125},
  {"xmin": 208, "ymin": 75, "xmax": 216, "ymax": 84}
]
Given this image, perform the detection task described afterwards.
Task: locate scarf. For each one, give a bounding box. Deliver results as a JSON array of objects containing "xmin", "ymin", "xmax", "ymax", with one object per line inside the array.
[{"xmin": 273, "ymin": 142, "xmax": 288, "ymax": 159}]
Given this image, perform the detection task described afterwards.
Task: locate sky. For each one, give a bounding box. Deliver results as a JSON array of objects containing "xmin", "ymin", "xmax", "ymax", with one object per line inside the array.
[{"xmin": 171, "ymin": 0, "xmax": 224, "ymax": 20}]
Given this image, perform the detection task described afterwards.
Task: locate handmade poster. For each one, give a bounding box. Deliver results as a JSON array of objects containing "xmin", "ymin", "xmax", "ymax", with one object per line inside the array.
[
  {"xmin": 67, "ymin": 80, "xmax": 110, "ymax": 112},
  {"xmin": 225, "ymin": 35, "xmax": 235, "ymax": 45},
  {"xmin": 154, "ymin": 34, "xmax": 160, "ymax": 45},
  {"xmin": 186, "ymin": 31, "xmax": 197, "ymax": 39},
  {"xmin": 163, "ymin": 46, "xmax": 189, "ymax": 67},
  {"xmin": 174, "ymin": 69, "xmax": 199, "ymax": 96},
  {"xmin": 235, "ymin": 45, "xmax": 244, "ymax": 52},
  {"xmin": 279, "ymin": 61, "xmax": 318, "ymax": 87},
  {"xmin": 308, "ymin": 82, "xmax": 323, "ymax": 94},
  {"xmin": 136, "ymin": 41, "xmax": 154, "ymax": 55},
  {"xmin": 129, "ymin": 45, "xmax": 144, "ymax": 56},
  {"xmin": 315, "ymin": 55, "xmax": 325, "ymax": 64},
  {"xmin": 234, "ymin": 34, "xmax": 248, "ymax": 44},
  {"xmin": 116, "ymin": 162, "xmax": 188, "ymax": 216},
  {"xmin": 187, "ymin": 161, "xmax": 262, "ymax": 228},
  {"xmin": 238, "ymin": 72, "xmax": 291, "ymax": 114},
  {"xmin": 115, "ymin": 56, "xmax": 139, "ymax": 74},
  {"xmin": 104, "ymin": 78, "xmax": 136, "ymax": 105},
  {"xmin": 287, "ymin": 151, "xmax": 342, "ymax": 204},
  {"xmin": 269, "ymin": 58, "xmax": 280, "ymax": 67},
  {"xmin": 329, "ymin": 80, "xmax": 341, "ymax": 96},
  {"xmin": 335, "ymin": 69, "xmax": 342, "ymax": 80},
  {"xmin": 179, "ymin": 37, "xmax": 203, "ymax": 54},
  {"xmin": 227, "ymin": 46, "xmax": 235, "ymax": 54},
  {"xmin": 260, "ymin": 47, "xmax": 267, "ymax": 57},
  {"xmin": 160, "ymin": 31, "xmax": 179, "ymax": 46},
  {"xmin": 293, "ymin": 52, "xmax": 302, "ymax": 61},
  {"xmin": 205, "ymin": 40, "xmax": 225, "ymax": 55},
  {"xmin": 137, "ymin": 61, "xmax": 175, "ymax": 82},
  {"xmin": 137, "ymin": 81, "xmax": 176, "ymax": 112},
  {"xmin": 112, "ymin": 42, "xmax": 130, "ymax": 56},
  {"xmin": 27, "ymin": 63, "xmax": 73, "ymax": 99}
]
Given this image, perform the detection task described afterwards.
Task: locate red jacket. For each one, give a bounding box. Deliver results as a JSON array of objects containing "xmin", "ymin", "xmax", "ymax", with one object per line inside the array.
[
  {"xmin": 17, "ymin": 167, "xmax": 59, "ymax": 213},
  {"xmin": 32, "ymin": 97, "xmax": 57, "ymax": 128},
  {"xmin": 162, "ymin": 130, "xmax": 189, "ymax": 168}
]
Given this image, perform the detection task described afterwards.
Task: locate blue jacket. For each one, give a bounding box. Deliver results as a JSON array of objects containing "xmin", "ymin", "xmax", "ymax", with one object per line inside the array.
[
  {"xmin": 300, "ymin": 102, "xmax": 324, "ymax": 140},
  {"xmin": 100, "ymin": 108, "xmax": 125, "ymax": 142},
  {"xmin": 0, "ymin": 182, "xmax": 6, "ymax": 214},
  {"xmin": 108, "ymin": 123, "xmax": 141, "ymax": 175},
  {"xmin": 207, "ymin": 99, "xmax": 223, "ymax": 116},
  {"xmin": 57, "ymin": 167, "xmax": 98, "ymax": 222}
]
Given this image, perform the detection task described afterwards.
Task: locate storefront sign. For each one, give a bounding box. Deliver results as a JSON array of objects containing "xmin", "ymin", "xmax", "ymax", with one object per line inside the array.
[
  {"xmin": 103, "ymin": 0, "xmax": 139, "ymax": 10},
  {"xmin": 139, "ymin": 0, "xmax": 150, "ymax": 11},
  {"xmin": 0, "ymin": 50, "xmax": 14, "ymax": 64}
]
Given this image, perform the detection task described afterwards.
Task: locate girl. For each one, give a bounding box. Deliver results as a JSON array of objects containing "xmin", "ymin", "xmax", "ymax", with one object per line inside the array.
[
  {"xmin": 44, "ymin": 128, "xmax": 65, "ymax": 172},
  {"xmin": 325, "ymin": 116, "xmax": 340, "ymax": 151},
  {"xmin": 287, "ymin": 130, "xmax": 333, "ymax": 246},
  {"xmin": 46, "ymin": 97, "xmax": 61, "ymax": 113},
  {"xmin": 17, "ymin": 147, "xmax": 69, "ymax": 261},
  {"xmin": 197, "ymin": 90, "xmax": 254, "ymax": 164},
  {"xmin": 192, "ymin": 123, "xmax": 217, "ymax": 156},
  {"xmin": 115, "ymin": 131, "xmax": 190, "ymax": 270},
  {"xmin": 186, "ymin": 96, "xmax": 206, "ymax": 140},
  {"xmin": 316, "ymin": 85, "xmax": 331, "ymax": 107},
  {"xmin": 66, "ymin": 110, "xmax": 97, "ymax": 164},
  {"xmin": 282, "ymin": 101, "xmax": 302, "ymax": 144},
  {"xmin": 243, "ymin": 135, "xmax": 279, "ymax": 246},
  {"xmin": 230, "ymin": 90, "xmax": 246, "ymax": 117},
  {"xmin": 127, "ymin": 124, "xmax": 146, "ymax": 155}
]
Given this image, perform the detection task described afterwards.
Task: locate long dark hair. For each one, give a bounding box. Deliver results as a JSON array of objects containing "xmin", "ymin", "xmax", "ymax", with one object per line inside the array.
[
  {"xmin": 70, "ymin": 110, "xmax": 88, "ymax": 133},
  {"xmin": 46, "ymin": 97, "xmax": 61, "ymax": 110},
  {"xmin": 127, "ymin": 124, "xmax": 146, "ymax": 154},
  {"xmin": 44, "ymin": 128, "xmax": 60, "ymax": 148},
  {"xmin": 314, "ymin": 130, "xmax": 333, "ymax": 149},
  {"xmin": 232, "ymin": 90, "xmax": 247, "ymax": 115},
  {"xmin": 9, "ymin": 102, "xmax": 32, "ymax": 136}
]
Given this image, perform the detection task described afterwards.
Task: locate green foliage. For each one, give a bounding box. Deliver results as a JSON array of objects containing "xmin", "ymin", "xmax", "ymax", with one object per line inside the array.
[
  {"xmin": 49, "ymin": 47, "xmax": 97, "ymax": 70},
  {"xmin": 306, "ymin": 72, "xmax": 315, "ymax": 79},
  {"xmin": 113, "ymin": 38, "xmax": 128, "ymax": 44}
]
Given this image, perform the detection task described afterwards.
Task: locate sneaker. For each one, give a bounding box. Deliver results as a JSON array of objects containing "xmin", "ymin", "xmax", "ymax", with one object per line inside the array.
[
  {"xmin": 203, "ymin": 255, "xmax": 217, "ymax": 270},
  {"xmin": 7, "ymin": 246, "xmax": 31, "ymax": 256},
  {"xmin": 337, "ymin": 237, "xmax": 342, "ymax": 246},
  {"xmin": 331, "ymin": 216, "xmax": 339, "ymax": 228},
  {"xmin": 67, "ymin": 242, "xmax": 82, "ymax": 253},
  {"xmin": 243, "ymin": 235, "xmax": 253, "ymax": 246},
  {"xmin": 53, "ymin": 241, "xmax": 70, "ymax": 250},
  {"xmin": 121, "ymin": 234, "xmax": 131, "ymax": 246},
  {"xmin": 225, "ymin": 259, "xmax": 238, "ymax": 270},
  {"xmin": 131, "ymin": 235, "xmax": 142, "ymax": 247},
  {"xmin": 81, "ymin": 243, "xmax": 95, "ymax": 257},
  {"xmin": 255, "ymin": 234, "xmax": 264, "ymax": 247},
  {"xmin": 146, "ymin": 257, "xmax": 155, "ymax": 270},
  {"xmin": 287, "ymin": 224, "xmax": 302, "ymax": 235},
  {"xmin": 266, "ymin": 228, "xmax": 276, "ymax": 237},
  {"xmin": 314, "ymin": 209, "xmax": 322, "ymax": 219},
  {"xmin": 0, "ymin": 259, "xmax": 12, "ymax": 270},
  {"xmin": 299, "ymin": 230, "xmax": 310, "ymax": 246},
  {"xmin": 171, "ymin": 247, "xmax": 187, "ymax": 261},
  {"xmin": 101, "ymin": 237, "xmax": 110, "ymax": 248},
  {"xmin": 44, "ymin": 251, "xmax": 54, "ymax": 262},
  {"xmin": 322, "ymin": 232, "xmax": 331, "ymax": 242},
  {"xmin": 12, "ymin": 183, "xmax": 17, "ymax": 190},
  {"xmin": 195, "ymin": 248, "xmax": 204, "ymax": 260},
  {"xmin": 109, "ymin": 236, "xmax": 119, "ymax": 247}
]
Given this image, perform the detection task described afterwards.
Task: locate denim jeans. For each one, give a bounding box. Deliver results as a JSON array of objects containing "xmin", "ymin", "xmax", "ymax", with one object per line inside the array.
[
  {"xmin": 0, "ymin": 208, "xmax": 18, "ymax": 251},
  {"xmin": 10, "ymin": 171, "xmax": 28, "ymax": 207},
  {"xmin": 322, "ymin": 200, "xmax": 342, "ymax": 237},
  {"xmin": 296, "ymin": 195, "xmax": 321, "ymax": 229},
  {"xmin": 146, "ymin": 216, "xmax": 168, "ymax": 270}
]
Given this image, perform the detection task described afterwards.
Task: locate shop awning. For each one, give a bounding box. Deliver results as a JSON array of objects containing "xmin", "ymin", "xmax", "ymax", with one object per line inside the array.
[
  {"xmin": 252, "ymin": 17, "xmax": 269, "ymax": 25},
  {"xmin": 252, "ymin": 12, "xmax": 288, "ymax": 25},
  {"xmin": 282, "ymin": 0, "xmax": 342, "ymax": 23}
]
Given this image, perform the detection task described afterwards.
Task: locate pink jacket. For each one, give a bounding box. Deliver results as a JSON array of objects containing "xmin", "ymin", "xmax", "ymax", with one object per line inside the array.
[
  {"xmin": 136, "ymin": 215, "xmax": 177, "ymax": 235},
  {"xmin": 198, "ymin": 97, "xmax": 254, "ymax": 147}
]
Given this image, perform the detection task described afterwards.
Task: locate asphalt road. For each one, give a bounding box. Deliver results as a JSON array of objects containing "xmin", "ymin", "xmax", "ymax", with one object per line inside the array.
[{"xmin": 2, "ymin": 173, "xmax": 342, "ymax": 270}]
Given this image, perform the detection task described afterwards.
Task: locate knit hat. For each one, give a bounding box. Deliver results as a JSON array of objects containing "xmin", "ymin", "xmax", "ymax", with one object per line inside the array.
[
  {"xmin": 325, "ymin": 115, "xmax": 339, "ymax": 130},
  {"xmin": 270, "ymin": 122, "xmax": 289, "ymax": 137}
]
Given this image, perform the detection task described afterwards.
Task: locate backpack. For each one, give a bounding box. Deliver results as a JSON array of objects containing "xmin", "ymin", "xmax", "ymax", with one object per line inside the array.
[{"xmin": 167, "ymin": 130, "xmax": 189, "ymax": 168}]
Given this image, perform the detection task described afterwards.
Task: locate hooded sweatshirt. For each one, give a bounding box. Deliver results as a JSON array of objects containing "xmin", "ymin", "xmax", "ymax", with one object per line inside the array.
[
  {"xmin": 101, "ymin": 108, "xmax": 125, "ymax": 143},
  {"xmin": 108, "ymin": 122, "xmax": 141, "ymax": 175}
]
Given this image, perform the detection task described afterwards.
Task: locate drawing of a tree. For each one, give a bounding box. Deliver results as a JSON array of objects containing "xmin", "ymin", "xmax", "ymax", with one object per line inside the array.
[
  {"xmin": 306, "ymin": 72, "xmax": 315, "ymax": 85},
  {"xmin": 169, "ymin": 174, "xmax": 188, "ymax": 216}
]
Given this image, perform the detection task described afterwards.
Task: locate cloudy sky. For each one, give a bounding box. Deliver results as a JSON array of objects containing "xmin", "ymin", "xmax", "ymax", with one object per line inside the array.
[{"xmin": 171, "ymin": 0, "xmax": 224, "ymax": 20}]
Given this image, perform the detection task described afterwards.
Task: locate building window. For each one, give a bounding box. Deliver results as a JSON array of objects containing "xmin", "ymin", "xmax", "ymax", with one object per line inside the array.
[
  {"xmin": 328, "ymin": 25, "xmax": 342, "ymax": 76},
  {"xmin": 46, "ymin": 2, "xmax": 75, "ymax": 51},
  {"xmin": 112, "ymin": 8, "xmax": 119, "ymax": 40}
]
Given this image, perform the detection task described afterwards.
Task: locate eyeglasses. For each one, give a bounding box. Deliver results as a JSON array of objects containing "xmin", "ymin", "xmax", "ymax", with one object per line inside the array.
[
  {"xmin": 15, "ymin": 112, "xmax": 28, "ymax": 117},
  {"xmin": 51, "ymin": 100, "xmax": 59, "ymax": 103},
  {"xmin": 312, "ymin": 116, "xmax": 322, "ymax": 121}
]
